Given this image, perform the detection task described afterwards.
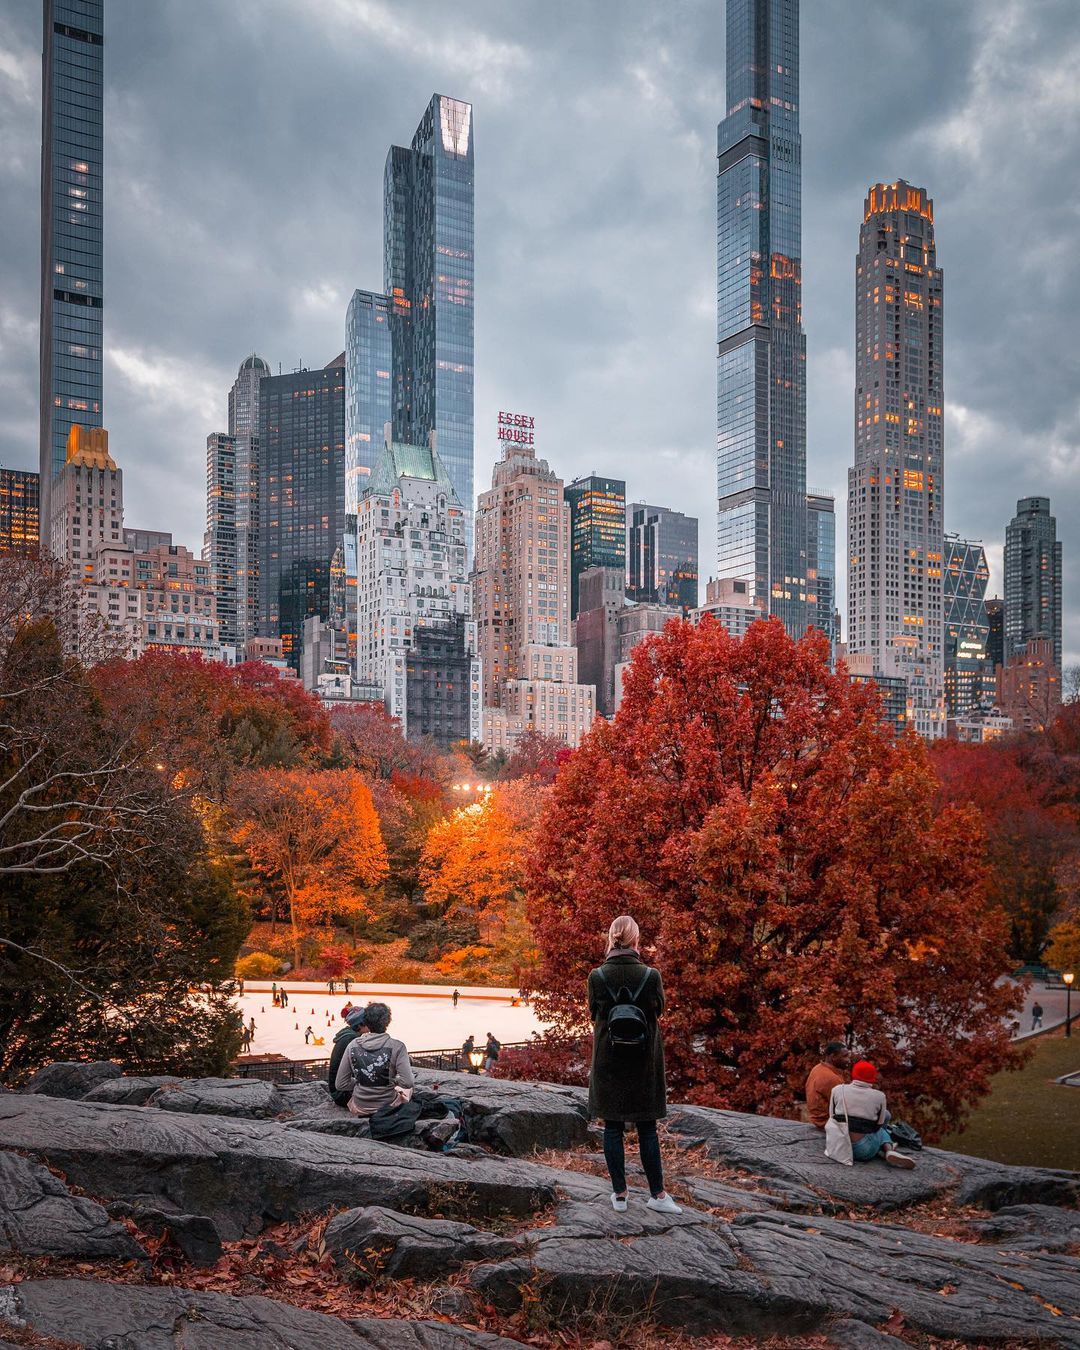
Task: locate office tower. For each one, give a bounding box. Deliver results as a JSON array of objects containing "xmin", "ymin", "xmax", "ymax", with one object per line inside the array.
[
  {"xmin": 344, "ymin": 290, "xmax": 393, "ymax": 514},
  {"xmin": 716, "ymin": 0, "xmax": 808, "ymax": 637},
  {"xmin": 1004, "ymin": 496, "xmax": 1062, "ymax": 671},
  {"xmin": 354, "ymin": 428, "xmax": 479, "ymax": 746},
  {"xmin": 944, "ymin": 535, "xmax": 995, "ymax": 717},
  {"xmin": 257, "ymin": 355, "xmax": 346, "ymax": 669},
  {"xmin": 806, "ymin": 493, "xmax": 838, "ymax": 646},
  {"xmin": 473, "ymin": 432, "xmax": 571, "ymax": 705},
  {"xmin": 229, "ymin": 354, "xmax": 269, "ymax": 643},
  {"xmin": 384, "ymin": 95, "xmax": 474, "ymax": 529},
  {"xmin": 0, "ymin": 469, "xmax": 41, "ymax": 556},
  {"xmin": 565, "ymin": 474, "xmax": 625, "ymax": 619},
  {"xmin": 985, "ymin": 597, "xmax": 1004, "ymax": 671},
  {"xmin": 205, "ymin": 432, "xmax": 237, "ymax": 645},
  {"xmin": 574, "ymin": 566, "xmax": 626, "ymax": 718},
  {"xmin": 40, "ymin": 1, "xmax": 105, "ymax": 534},
  {"xmin": 627, "ymin": 503, "xmax": 699, "ymax": 612},
  {"xmin": 848, "ymin": 181, "xmax": 945, "ymax": 739},
  {"xmin": 50, "ymin": 424, "xmax": 120, "ymax": 561}
]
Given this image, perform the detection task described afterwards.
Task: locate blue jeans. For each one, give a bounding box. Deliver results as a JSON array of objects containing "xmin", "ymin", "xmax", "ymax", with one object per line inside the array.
[
  {"xmin": 604, "ymin": 1120, "xmax": 664, "ymax": 1197},
  {"xmin": 852, "ymin": 1126, "xmax": 893, "ymax": 1161}
]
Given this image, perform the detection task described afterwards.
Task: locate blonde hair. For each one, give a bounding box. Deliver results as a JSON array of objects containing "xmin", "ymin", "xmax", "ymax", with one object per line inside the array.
[{"xmin": 606, "ymin": 915, "xmax": 640, "ymax": 955}]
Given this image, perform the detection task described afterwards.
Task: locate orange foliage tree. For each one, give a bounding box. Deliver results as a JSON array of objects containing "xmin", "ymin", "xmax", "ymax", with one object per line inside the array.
[
  {"xmin": 231, "ymin": 769, "xmax": 388, "ymax": 970},
  {"xmin": 524, "ymin": 617, "xmax": 1023, "ymax": 1138},
  {"xmin": 419, "ymin": 781, "xmax": 543, "ymax": 980}
]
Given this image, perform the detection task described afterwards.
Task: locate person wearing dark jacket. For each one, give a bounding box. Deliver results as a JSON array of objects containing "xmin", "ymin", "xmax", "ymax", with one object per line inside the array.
[
  {"xmin": 328, "ymin": 1005, "xmax": 366, "ymax": 1106},
  {"xmin": 588, "ymin": 915, "xmax": 681, "ymax": 1214}
]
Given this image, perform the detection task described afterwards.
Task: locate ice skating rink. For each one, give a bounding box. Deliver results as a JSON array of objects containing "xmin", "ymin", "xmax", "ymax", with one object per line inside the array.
[{"xmin": 238, "ymin": 981, "xmax": 547, "ymax": 1058}]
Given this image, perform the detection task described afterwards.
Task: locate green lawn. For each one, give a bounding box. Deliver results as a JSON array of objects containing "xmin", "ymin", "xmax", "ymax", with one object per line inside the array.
[{"xmin": 939, "ymin": 1036, "xmax": 1080, "ymax": 1172}]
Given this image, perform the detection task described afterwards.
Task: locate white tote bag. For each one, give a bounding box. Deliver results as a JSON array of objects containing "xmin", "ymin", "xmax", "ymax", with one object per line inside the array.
[{"xmin": 824, "ymin": 1086, "xmax": 853, "ymax": 1166}]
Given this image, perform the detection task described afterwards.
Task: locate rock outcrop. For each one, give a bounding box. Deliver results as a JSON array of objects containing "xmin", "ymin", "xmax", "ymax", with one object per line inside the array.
[
  {"xmin": 23, "ymin": 1059, "xmax": 122, "ymax": 1100},
  {"xmin": 1, "ymin": 1063, "xmax": 1078, "ymax": 1349}
]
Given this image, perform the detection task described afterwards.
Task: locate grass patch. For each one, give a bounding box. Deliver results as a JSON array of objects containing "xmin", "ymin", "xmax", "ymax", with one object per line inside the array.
[{"xmin": 939, "ymin": 1036, "xmax": 1080, "ymax": 1171}]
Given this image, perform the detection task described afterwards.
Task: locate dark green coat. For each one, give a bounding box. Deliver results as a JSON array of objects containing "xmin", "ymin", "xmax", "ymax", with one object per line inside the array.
[{"xmin": 587, "ymin": 951, "xmax": 667, "ymax": 1123}]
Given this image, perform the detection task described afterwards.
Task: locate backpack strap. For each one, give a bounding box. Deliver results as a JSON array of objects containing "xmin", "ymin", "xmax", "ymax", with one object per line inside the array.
[{"xmin": 596, "ymin": 967, "xmax": 652, "ymax": 1004}]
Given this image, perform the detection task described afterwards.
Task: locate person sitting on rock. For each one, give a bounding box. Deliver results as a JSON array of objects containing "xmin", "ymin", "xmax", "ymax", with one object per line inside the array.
[
  {"xmin": 829, "ymin": 1060, "xmax": 914, "ymax": 1169},
  {"xmin": 328, "ymin": 1005, "xmax": 367, "ymax": 1107},
  {"xmin": 335, "ymin": 1001, "xmax": 415, "ymax": 1118},
  {"xmin": 588, "ymin": 914, "xmax": 682, "ymax": 1215},
  {"xmin": 805, "ymin": 1041, "xmax": 850, "ymax": 1129}
]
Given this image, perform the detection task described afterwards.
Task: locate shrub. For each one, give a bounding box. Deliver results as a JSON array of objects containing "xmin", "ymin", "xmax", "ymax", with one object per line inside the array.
[{"xmin": 236, "ymin": 951, "xmax": 282, "ymax": 980}]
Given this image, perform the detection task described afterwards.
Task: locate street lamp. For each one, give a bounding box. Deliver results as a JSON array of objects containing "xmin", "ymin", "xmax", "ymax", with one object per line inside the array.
[
  {"xmin": 1065, "ymin": 972, "xmax": 1075, "ymax": 1039},
  {"xmin": 467, "ymin": 1048, "xmax": 484, "ymax": 1074}
]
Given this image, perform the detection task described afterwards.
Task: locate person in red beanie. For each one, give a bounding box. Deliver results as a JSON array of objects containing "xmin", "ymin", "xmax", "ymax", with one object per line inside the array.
[{"xmin": 829, "ymin": 1060, "xmax": 914, "ymax": 1168}]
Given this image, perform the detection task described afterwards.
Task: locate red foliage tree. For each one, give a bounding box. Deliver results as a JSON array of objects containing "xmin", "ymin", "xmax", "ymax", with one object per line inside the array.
[
  {"xmin": 501, "ymin": 730, "xmax": 571, "ymax": 785},
  {"xmin": 524, "ymin": 617, "xmax": 1023, "ymax": 1138}
]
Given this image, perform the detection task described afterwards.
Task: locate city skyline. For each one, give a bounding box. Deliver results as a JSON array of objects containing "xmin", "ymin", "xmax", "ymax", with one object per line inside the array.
[{"xmin": 1, "ymin": 2, "xmax": 1078, "ymax": 664}]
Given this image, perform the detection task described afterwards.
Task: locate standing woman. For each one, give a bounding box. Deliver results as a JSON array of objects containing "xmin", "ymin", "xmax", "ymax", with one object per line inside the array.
[{"xmin": 588, "ymin": 915, "xmax": 682, "ymax": 1213}]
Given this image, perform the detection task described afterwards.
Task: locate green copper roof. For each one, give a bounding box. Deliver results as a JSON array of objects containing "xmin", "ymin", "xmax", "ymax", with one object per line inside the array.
[{"xmin": 365, "ymin": 436, "xmax": 461, "ymax": 504}]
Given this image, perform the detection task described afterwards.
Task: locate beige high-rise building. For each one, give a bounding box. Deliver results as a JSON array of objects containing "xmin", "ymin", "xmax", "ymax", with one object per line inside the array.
[
  {"xmin": 51, "ymin": 425, "xmax": 123, "ymax": 563},
  {"xmin": 473, "ymin": 427, "xmax": 595, "ymax": 751}
]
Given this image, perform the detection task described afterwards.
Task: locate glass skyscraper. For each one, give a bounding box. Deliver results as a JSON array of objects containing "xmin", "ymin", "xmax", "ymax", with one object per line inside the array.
[
  {"xmin": 627, "ymin": 503, "xmax": 699, "ymax": 612},
  {"xmin": 344, "ymin": 289, "xmax": 392, "ymax": 514},
  {"xmin": 565, "ymin": 475, "xmax": 626, "ymax": 619},
  {"xmin": 0, "ymin": 469, "xmax": 41, "ymax": 557},
  {"xmin": 39, "ymin": 0, "xmax": 105, "ymax": 531},
  {"xmin": 383, "ymin": 95, "xmax": 474, "ymax": 529},
  {"xmin": 1004, "ymin": 496, "xmax": 1062, "ymax": 671},
  {"xmin": 716, "ymin": 0, "xmax": 808, "ymax": 637},
  {"xmin": 944, "ymin": 535, "xmax": 995, "ymax": 717},
  {"xmin": 806, "ymin": 492, "xmax": 837, "ymax": 646},
  {"xmin": 257, "ymin": 356, "xmax": 346, "ymax": 669}
]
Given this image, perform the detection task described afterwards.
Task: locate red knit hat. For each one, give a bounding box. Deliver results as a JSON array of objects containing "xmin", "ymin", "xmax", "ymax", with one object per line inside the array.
[
  {"xmin": 851, "ymin": 1060, "xmax": 878, "ymax": 1083},
  {"xmin": 340, "ymin": 1004, "xmax": 353, "ymax": 1018}
]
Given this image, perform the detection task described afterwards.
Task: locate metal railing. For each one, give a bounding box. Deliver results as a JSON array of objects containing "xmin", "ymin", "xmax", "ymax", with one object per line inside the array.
[{"xmin": 233, "ymin": 1042, "xmax": 532, "ymax": 1083}]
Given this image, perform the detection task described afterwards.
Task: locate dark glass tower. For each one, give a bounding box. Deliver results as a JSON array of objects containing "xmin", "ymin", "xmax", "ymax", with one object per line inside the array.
[
  {"xmin": 39, "ymin": 0, "xmax": 105, "ymax": 532},
  {"xmin": 344, "ymin": 289, "xmax": 392, "ymax": 514},
  {"xmin": 0, "ymin": 469, "xmax": 41, "ymax": 557},
  {"xmin": 257, "ymin": 356, "xmax": 346, "ymax": 668},
  {"xmin": 565, "ymin": 474, "xmax": 626, "ymax": 619},
  {"xmin": 627, "ymin": 503, "xmax": 699, "ymax": 612},
  {"xmin": 1004, "ymin": 496, "xmax": 1062, "ymax": 671},
  {"xmin": 944, "ymin": 534, "xmax": 995, "ymax": 717},
  {"xmin": 806, "ymin": 492, "xmax": 837, "ymax": 646},
  {"xmin": 716, "ymin": 0, "xmax": 807, "ymax": 636},
  {"xmin": 383, "ymin": 96, "xmax": 474, "ymax": 528}
]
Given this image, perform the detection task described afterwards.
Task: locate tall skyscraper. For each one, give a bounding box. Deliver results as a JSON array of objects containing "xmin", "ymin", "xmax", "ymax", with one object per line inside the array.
[
  {"xmin": 716, "ymin": 0, "xmax": 808, "ymax": 637},
  {"xmin": 943, "ymin": 535, "xmax": 995, "ymax": 718},
  {"xmin": 344, "ymin": 290, "xmax": 392, "ymax": 514},
  {"xmin": 354, "ymin": 429, "xmax": 479, "ymax": 746},
  {"xmin": 985, "ymin": 596, "xmax": 1004, "ymax": 672},
  {"xmin": 627, "ymin": 503, "xmax": 699, "ymax": 612},
  {"xmin": 50, "ymin": 424, "xmax": 120, "ymax": 562},
  {"xmin": 0, "ymin": 469, "xmax": 41, "ymax": 557},
  {"xmin": 473, "ymin": 428, "xmax": 571, "ymax": 705},
  {"xmin": 565, "ymin": 474, "xmax": 625, "ymax": 619},
  {"xmin": 40, "ymin": 1, "xmax": 105, "ymax": 535},
  {"xmin": 257, "ymin": 355, "xmax": 346, "ymax": 668},
  {"xmin": 229, "ymin": 354, "xmax": 269, "ymax": 643},
  {"xmin": 1004, "ymin": 496, "xmax": 1062, "ymax": 671},
  {"xmin": 383, "ymin": 95, "xmax": 474, "ymax": 528},
  {"xmin": 205, "ymin": 432, "xmax": 237, "ymax": 645},
  {"xmin": 806, "ymin": 492, "xmax": 837, "ymax": 646},
  {"xmin": 848, "ymin": 181, "xmax": 945, "ymax": 739}
]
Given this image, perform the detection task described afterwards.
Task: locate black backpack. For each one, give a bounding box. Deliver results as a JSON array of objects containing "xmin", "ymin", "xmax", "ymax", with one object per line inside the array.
[{"xmin": 598, "ymin": 968, "xmax": 652, "ymax": 1050}]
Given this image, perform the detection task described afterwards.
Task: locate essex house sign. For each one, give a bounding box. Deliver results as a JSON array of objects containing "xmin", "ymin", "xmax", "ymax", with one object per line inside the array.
[{"xmin": 497, "ymin": 410, "xmax": 535, "ymax": 446}]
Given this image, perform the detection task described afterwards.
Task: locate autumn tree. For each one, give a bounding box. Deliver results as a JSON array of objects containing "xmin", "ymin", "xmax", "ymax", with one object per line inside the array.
[
  {"xmin": 524, "ymin": 617, "xmax": 1023, "ymax": 1139},
  {"xmin": 231, "ymin": 769, "xmax": 388, "ymax": 970},
  {"xmin": 418, "ymin": 780, "xmax": 542, "ymax": 980},
  {"xmin": 500, "ymin": 730, "xmax": 572, "ymax": 785}
]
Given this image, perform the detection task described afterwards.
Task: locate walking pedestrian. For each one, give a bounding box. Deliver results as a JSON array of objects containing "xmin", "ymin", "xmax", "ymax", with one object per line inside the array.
[
  {"xmin": 588, "ymin": 915, "xmax": 680, "ymax": 1214},
  {"xmin": 328, "ymin": 979, "xmax": 336, "ymax": 995},
  {"xmin": 304, "ymin": 1025, "xmax": 314, "ymax": 1044},
  {"xmin": 248, "ymin": 1016, "xmax": 256, "ymax": 1040},
  {"xmin": 241, "ymin": 1025, "xmax": 252, "ymax": 1052},
  {"xmin": 484, "ymin": 1032, "xmax": 501, "ymax": 1073},
  {"xmin": 1032, "ymin": 1001, "xmax": 1044, "ymax": 1031},
  {"xmin": 452, "ymin": 989, "xmax": 460, "ymax": 1008},
  {"xmin": 280, "ymin": 988, "xmax": 289, "ymax": 1009},
  {"xmin": 344, "ymin": 977, "xmax": 351, "ymax": 994}
]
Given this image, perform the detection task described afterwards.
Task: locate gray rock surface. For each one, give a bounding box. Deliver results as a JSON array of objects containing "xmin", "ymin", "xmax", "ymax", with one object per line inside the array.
[
  {"xmin": 0, "ymin": 1091, "xmax": 557, "ymax": 1241},
  {"xmin": 23, "ymin": 1059, "xmax": 122, "ymax": 1100},
  {"xmin": 666, "ymin": 1104, "xmax": 1080, "ymax": 1213},
  {"xmin": 0, "ymin": 1152, "xmax": 145, "ymax": 1262},
  {"xmin": 0, "ymin": 1279, "xmax": 524, "ymax": 1348},
  {"xmin": 967, "ymin": 1202, "xmax": 1080, "ymax": 1251},
  {"xmin": 107, "ymin": 1200, "xmax": 223, "ymax": 1265},
  {"xmin": 84, "ymin": 1074, "xmax": 182, "ymax": 1105},
  {"xmin": 148, "ymin": 1075, "xmax": 285, "ymax": 1119},
  {"xmin": 827, "ymin": 1319, "xmax": 908, "ymax": 1348},
  {"xmin": 324, "ymin": 1205, "xmax": 519, "ymax": 1279},
  {"xmin": 276, "ymin": 1079, "xmax": 333, "ymax": 1113},
  {"xmin": 413, "ymin": 1069, "xmax": 589, "ymax": 1156}
]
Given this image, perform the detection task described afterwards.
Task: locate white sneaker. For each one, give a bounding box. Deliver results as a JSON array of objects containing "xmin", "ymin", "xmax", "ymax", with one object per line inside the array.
[
  {"xmin": 885, "ymin": 1148, "xmax": 915, "ymax": 1170},
  {"xmin": 646, "ymin": 1193, "xmax": 683, "ymax": 1214},
  {"xmin": 610, "ymin": 1192, "xmax": 628, "ymax": 1212}
]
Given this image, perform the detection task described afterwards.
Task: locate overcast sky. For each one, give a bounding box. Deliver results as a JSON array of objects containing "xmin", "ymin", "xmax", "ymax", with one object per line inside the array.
[{"xmin": 1, "ymin": 0, "xmax": 1077, "ymax": 661}]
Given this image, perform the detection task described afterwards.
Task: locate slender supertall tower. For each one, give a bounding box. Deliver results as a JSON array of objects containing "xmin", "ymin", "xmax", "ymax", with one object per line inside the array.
[
  {"xmin": 716, "ymin": 0, "xmax": 808, "ymax": 637},
  {"xmin": 848, "ymin": 182, "xmax": 945, "ymax": 738},
  {"xmin": 40, "ymin": 0, "xmax": 105, "ymax": 534}
]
